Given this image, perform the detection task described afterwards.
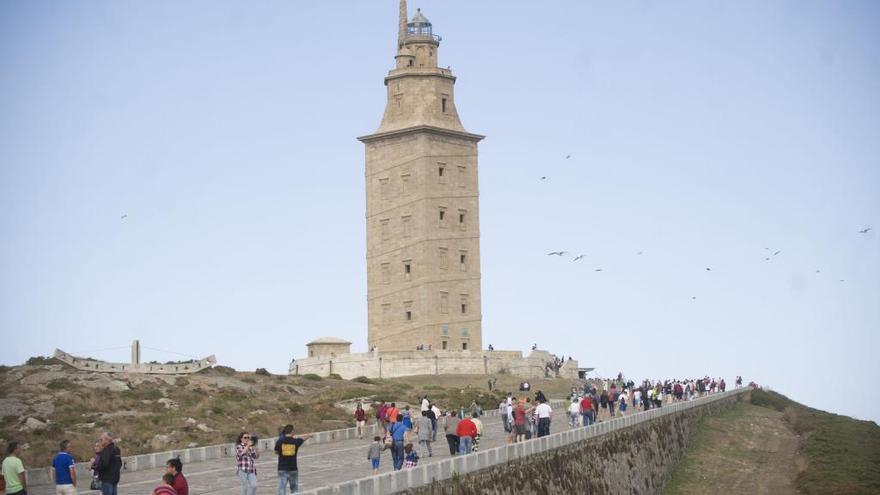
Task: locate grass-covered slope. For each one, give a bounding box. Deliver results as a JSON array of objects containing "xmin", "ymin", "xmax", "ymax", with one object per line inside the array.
[{"xmin": 664, "ymin": 389, "xmax": 880, "ymax": 495}]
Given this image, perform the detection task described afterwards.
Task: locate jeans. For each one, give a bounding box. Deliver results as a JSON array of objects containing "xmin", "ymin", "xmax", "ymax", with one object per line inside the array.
[
  {"xmin": 391, "ymin": 440, "xmax": 405, "ymax": 470},
  {"xmin": 569, "ymin": 412, "xmax": 579, "ymax": 427},
  {"xmin": 278, "ymin": 470, "xmax": 298, "ymax": 495},
  {"xmin": 458, "ymin": 435, "xmax": 473, "ymax": 455},
  {"xmin": 538, "ymin": 417, "xmax": 551, "ymax": 437},
  {"xmin": 582, "ymin": 412, "xmax": 592, "ymax": 427},
  {"xmin": 100, "ymin": 482, "xmax": 117, "ymax": 495},
  {"xmin": 238, "ymin": 470, "xmax": 257, "ymax": 495},
  {"xmin": 446, "ymin": 434, "xmax": 459, "ymax": 455}
]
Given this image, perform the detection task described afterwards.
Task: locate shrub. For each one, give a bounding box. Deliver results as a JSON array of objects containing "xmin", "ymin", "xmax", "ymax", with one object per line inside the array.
[
  {"xmin": 46, "ymin": 378, "xmax": 71, "ymax": 390},
  {"xmin": 255, "ymin": 368, "xmax": 271, "ymax": 376},
  {"xmin": 352, "ymin": 376, "xmax": 375, "ymax": 384},
  {"xmin": 328, "ymin": 373, "xmax": 342, "ymax": 380},
  {"xmin": 213, "ymin": 365, "xmax": 237, "ymax": 375},
  {"xmin": 302, "ymin": 374, "xmax": 322, "ymax": 381}
]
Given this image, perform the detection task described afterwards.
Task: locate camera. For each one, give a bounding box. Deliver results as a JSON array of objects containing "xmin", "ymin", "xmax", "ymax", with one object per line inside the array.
[{"xmin": 250, "ymin": 435, "xmax": 258, "ymax": 443}]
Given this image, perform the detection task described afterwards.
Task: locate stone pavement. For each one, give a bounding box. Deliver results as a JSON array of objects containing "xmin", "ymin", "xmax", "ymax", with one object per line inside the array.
[{"xmin": 28, "ymin": 403, "xmax": 569, "ymax": 495}]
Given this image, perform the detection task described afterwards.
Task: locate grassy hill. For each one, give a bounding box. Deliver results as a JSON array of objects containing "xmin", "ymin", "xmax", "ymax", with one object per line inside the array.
[
  {"xmin": 664, "ymin": 389, "xmax": 880, "ymax": 495},
  {"xmin": 0, "ymin": 359, "xmax": 580, "ymax": 468}
]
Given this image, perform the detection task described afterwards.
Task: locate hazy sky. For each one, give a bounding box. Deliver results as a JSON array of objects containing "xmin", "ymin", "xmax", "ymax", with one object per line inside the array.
[{"xmin": 1, "ymin": 1, "xmax": 878, "ymax": 423}]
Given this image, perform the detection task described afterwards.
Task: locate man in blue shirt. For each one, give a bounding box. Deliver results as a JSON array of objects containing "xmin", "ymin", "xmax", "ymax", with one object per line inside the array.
[
  {"xmin": 51, "ymin": 440, "xmax": 77, "ymax": 495},
  {"xmin": 388, "ymin": 414, "xmax": 407, "ymax": 471}
]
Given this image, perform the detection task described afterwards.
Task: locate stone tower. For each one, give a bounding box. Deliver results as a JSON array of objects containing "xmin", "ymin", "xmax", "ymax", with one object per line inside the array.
[{"xmin": 358, "ymin": 1, "xmax": 484, "ymax": 353}]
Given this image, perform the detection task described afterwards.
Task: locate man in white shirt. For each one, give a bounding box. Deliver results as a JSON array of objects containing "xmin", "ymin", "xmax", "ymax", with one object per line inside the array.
[
  {"xmin": 535, "ymin": 401, "xmax": 553, "ymax": 437},
  {"xmin": 421, "ymin": 396, "xmax": 430, "ymax": 412},
  {"xmin": 568, "ymin": 399, "xmax": 581, "ymax": 427}
]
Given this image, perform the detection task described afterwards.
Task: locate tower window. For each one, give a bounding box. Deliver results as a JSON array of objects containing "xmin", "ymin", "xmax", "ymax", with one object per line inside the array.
[
  {"xmin": 440, "ymin": 292, "xmax": 449, "ymax": 314},
  {"xmin": 381, "ymin": 263, "xmax": 391, "ymax": 284},
  {"xmin": 442, "ymin": 98, "xmax": 447, "ymax": 113},
  {"xmin": 379, "ymin": 177, "xmax": 390, "ymax": 199},
  {"xmin": 442, "ymin": 341, "xmax": 448, "ymax": 350},
  {"xmin": 406, "ymin": 311, "xmax": 412, "ymax": 321},
  {"xmin": 439, "ymin": 166, "xmax": 444, "ymax": 176},
  {"xmin": 404, "ymin": 262, "xmax": 411, "ymax": 275},
  {"xmin": 408, "ymin": 59, "xmax": 413, "ymax": 67},
  {"xmin": 439, "ymin": 247, "xmax": 449, "ymax": 269},
  {"xmin": 404, "ymin": 301, "xmax": 413, "ymax": 321},
  {"xmin": 438, "ymin": 163, "xmax": 447, "ymax": 184},
  {"xmin": 462, "ymin": 342, "xmax": 468, "ymax": 351},
  {"xmin": 439, "ymin": 207, "xmax": 447, "ymax": 227},
  {"xmin": 380, "ymin": 219, "xmax": 390, "ymax": 241},
  {"xmin": 459, "ymin": 212, "xmax": 465, "ymax": 223},
  {"xmin": 439, "ymin": 210, "xmax": 445, "ymax": 220},
  {"xmin": 459, "ymin": 250, "xmax": 468, "ymax": 272},
  {"xmin": 402, "ymin": 215, "xmax": 412, "ymax": 238},
  {"xmin": 461, "ymin": 303, "xmax": 467, "ymax": 314},
  {"xmin": 401, "ymin": 173, "xmax": 410, "ymax": 195},
  {"xmin": 458, "ymin": 166, "xmax": 467, "ymax": 188}
]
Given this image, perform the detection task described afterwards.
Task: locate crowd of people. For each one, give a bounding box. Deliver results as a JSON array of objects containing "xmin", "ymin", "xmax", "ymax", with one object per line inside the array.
[{"xmin": 0, "ymin": 374, "xmax": 743, "ymax": 495}]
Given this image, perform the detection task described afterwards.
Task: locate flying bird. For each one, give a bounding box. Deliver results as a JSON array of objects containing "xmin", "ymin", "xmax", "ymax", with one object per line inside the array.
[
  {"xmin": 705, "ymin": 267, "xmax": 711, "ymax": 271},
  {"xmin": 858, "ymin": 227, "xmax": 871, "ymax": 234},
  {"xmin": 594, "ymin": 268, "xmax": 603, "ymax": 272},
  {"xmin": 773, "ymin": 250, "xmax": 781, "ymax": 256},
  {"xmin": 636, "ymin": 251, "xmax": 644, "ymax": 255},
  {"xmin": 547, "ymin": 251, "xmax": 567, "ymax": 256},
  {"xmin": 540, "ymin": 176, "xmax": 547, "ymax": 180},
  {"xmin": 839, "ymin": 279, "xmax": 845, "ymax": 282},
  {"xmin": 565, "ymin": 155, "xmax": 571, "ymax": 159},
  {"xmin": 121, "ymin": 214, "xmax": 128, "ymax": 219},
  {"xmin": 572, "ymin": 255, "xmax": 585, "ymax": 262},
  {"xmin": 691, "ymin": 296, "xmax": 697, "ymax": 300},
  {"xmin": 815, "ymin": 270, "xmax": 821, "ymax": 273}
]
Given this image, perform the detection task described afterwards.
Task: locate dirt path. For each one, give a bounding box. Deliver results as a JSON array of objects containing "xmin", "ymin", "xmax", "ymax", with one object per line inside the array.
[{"xmin": 663, "ymin": 401, "xmax": 801, "ymax": 494}]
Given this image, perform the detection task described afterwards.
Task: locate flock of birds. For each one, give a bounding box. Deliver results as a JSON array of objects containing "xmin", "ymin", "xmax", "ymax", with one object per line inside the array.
[
  {"xmin": 541, "ymin": 156, "xmax": 872, "ymax": 299},
  {"xmin": 545, "ymin": 226, "xmax": 872, "ymax": 298}
]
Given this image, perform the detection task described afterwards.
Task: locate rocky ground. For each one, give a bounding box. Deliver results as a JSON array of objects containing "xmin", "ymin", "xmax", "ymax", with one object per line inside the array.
[{"xmin": 0, "ymin": 360, "xmax": 584, "ymax": 468}]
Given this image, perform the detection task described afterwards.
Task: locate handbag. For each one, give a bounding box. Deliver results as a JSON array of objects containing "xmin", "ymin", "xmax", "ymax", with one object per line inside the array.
[{"xmin": 90, "ymin": 476, "xmax": 102, "ymax": 490}]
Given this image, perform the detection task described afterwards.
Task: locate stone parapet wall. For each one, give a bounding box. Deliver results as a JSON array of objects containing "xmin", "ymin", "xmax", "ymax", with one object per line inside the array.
[
  {"xmin": 290, "ymin": 350, "xmax": 579, "ymax": 380},
  {"xmin": 297, "ymin": 388, "xmax": 750, "ymax": 495},
  {"xmin": 53, "ymin": 349, "xmax": 216, "ymax": 375}
]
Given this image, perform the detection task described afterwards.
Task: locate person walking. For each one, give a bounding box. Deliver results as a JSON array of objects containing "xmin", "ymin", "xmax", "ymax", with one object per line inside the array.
[
  {"xmin": 535, "ymin": 400, "xmax": 552, "ymax": 437},
  {"xmin": 456, "ymin": 415, "xmax": 477, "ymax": 455},
  {"xmin": 165, "ymin": 459, "xmax": 187, "ymax": 495},
  {"xmin": 275, "ymin": 424, "xmax": 312, "ymax": 495},
  {"xmin": 354, "ymin": 403, "xmax": 367, "ymax": 440},
  {"xmin": 375, "ymin": 401, "xmax": 388, "ymax": 433},
  {"xmin": 51, "ymin": 440, "xmax": 77, "ymax": 495},
  {"xmin": 388, "ymin": 415, "xmax": 407, "ymax": 470},
  {"xmin": 470, "ymin": 413, "xmax": 483, "ymax": 452},
  {"xmin": 366, "ymin": 436, "xmax": 383, "ymax": 475},
  {"xmin": 568, "ymin": 398, "xmax": 580, "ymax": 427},
  {"xmin": 443, "ymin": 412, "xmax": 460, "ymax": 455},
  {"xmin": 94, "ymin": 433, "xmax": 121, "ymax": 495},
  {"xmin": 499, "ymin": 400, "xmax": 510, "ymax": 433},
  {"xmin": 579, "ymin": 394, "xmax": 593, "ymax": 427},
  {"xmin": 2, "ymin": 442, "xmax": 27, "ymax": 495},
  {"xmin": 235, "ymin": 432, "xmax": 259, "ymax": 495},
  {"xmin": 414, "ymin": 411, "xmax": 433, "ymax": 458}
]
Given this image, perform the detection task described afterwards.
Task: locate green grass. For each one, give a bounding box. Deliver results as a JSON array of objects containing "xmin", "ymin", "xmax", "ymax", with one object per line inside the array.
[{"xmin": 751, "ymin": 389, "xmax": 880, "ymax": 495}]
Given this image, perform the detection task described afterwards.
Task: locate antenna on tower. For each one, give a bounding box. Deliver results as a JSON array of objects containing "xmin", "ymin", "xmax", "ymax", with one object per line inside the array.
[{"xmin": 398, "ymin": 0, "xmax": 408, "ymax": 48}]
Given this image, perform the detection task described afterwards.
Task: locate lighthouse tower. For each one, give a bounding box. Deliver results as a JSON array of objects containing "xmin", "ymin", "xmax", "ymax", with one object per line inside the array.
[{"xmin": 359, "ymin": 1, "xmax": 484, "ymax": 353}]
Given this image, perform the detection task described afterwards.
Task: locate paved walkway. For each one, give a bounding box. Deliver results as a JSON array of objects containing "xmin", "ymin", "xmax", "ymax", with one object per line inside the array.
[{"xmin": 29, "ymin": 404, "xmax": 574, "ymax": 495}]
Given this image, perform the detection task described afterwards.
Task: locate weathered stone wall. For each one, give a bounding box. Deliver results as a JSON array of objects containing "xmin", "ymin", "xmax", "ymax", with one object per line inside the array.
[
  {"xmin": 290, "ymin": 349, "xmax": 580, "ymax": 380},
  {"xmin": 53, "ymin": 349, "xmax": 216, "ymax": 375},
  {"xmin": 298, "ymin": 389, "xmax": 750, "ymax": 495},
  {"xmin": 403, "ymin": 391, "xmax": 748, "ymax": 495}
]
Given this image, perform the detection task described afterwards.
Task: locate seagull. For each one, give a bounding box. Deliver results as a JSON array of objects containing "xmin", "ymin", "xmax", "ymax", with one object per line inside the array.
[
  {"xmin": 815, "ymin": 270, "xmax": 821, "ymax": 273},
  {"xmin": 594, "ymin": 268, "xmax": 603, "ymax": 272},
  {"xmin": 547, "ymin": 251, "xmax": 567, "ymax": 256},
  {"xmin": 858, "ymin": 227, "xmax": 872, "ymax": 234},
  {"xmin": 773, "ymin": 250, "xmax": 781, "ymax": 256},
  {"xmin": 121, "ymin": 214, "xmax": 128, "ymax": 219},
  {"xmin": 691, "ymin": 296, "xmax": 697, "ymax": 300},
  {"xmin": 573, "ymin": 255, "xmax": 585, "ymax": 262},
  {"xmin": 765, "ymin": 257, "xmax": 770, "ymax": 261},
  {"xmin": 565, "ymin": 155, "xmax": 571, "ymax": 159},
  {"xmin": 839, "ymin": 279, "xmax": 845, "ymax": 282},
  {"xmin": 540, "ymin": 176, "xmax": 547, "ymax": 180},
  {"xmin": 636, "ymin": 251, "xmax": 644, "ymax": 255},
  {"xmin": 705, "ymin": 267, "xmax": 711, "ymax": 271}
]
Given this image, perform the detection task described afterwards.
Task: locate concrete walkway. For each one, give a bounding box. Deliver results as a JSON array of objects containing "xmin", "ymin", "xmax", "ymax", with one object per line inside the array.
[{"xmin": 29, "ymin": 404, "xmax": 570, "ymax": 495}]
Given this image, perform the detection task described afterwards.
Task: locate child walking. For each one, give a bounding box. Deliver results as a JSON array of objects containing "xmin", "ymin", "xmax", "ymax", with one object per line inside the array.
[
  {"xmin": 367, "ymin": 436, "xmax": 383, "ymax": 475},
  {"xmin": 403, "ymin": 443, "xmax": 419, "ymax": 469}
]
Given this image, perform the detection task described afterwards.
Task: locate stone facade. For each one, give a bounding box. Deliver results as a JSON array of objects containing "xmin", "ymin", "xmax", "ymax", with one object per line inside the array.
[
  {"xmin": 306, "ymin": 337, "xmax": 352, "ymax": 358},
  {"xmin": 358, "ymin": 1, "xmax": 483, "ymax": 354},
  {"xmin": 53, "ymin": 349, "xmax": 216, "ymax": 375},
  {"xmin": 290, "ymin": 349, "xmax": 579, "ymax": 381}
]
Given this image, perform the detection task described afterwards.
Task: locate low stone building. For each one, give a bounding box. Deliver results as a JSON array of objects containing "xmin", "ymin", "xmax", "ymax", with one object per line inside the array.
[{"xmin": 306, "ymin": 337, "xmax": 352, "ymax": 358}]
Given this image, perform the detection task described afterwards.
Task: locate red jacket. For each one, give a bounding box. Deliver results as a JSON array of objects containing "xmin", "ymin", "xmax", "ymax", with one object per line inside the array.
[
  {"xmin": 457, "ymin": 418, "xmax": 477, "ymax": 438},
  {"xmin": 171, "ymin": 473, "xmax": 188, "ymax": 495}
]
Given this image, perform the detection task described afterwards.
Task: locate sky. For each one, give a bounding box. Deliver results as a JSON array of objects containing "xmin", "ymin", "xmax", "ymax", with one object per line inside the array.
[{"xmin": 1, "ymin": 1, "xmax": 878, "ymax": 423}]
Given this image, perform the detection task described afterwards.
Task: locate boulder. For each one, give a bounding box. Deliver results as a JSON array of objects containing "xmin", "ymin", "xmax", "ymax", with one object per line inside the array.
[
  {"xmin": 21, "ymin": 417, "xmax": 48, "ymax": 431},
  {"xmin": 196, "ymin": 423, "xmax": 213, "ymax": 432}
]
